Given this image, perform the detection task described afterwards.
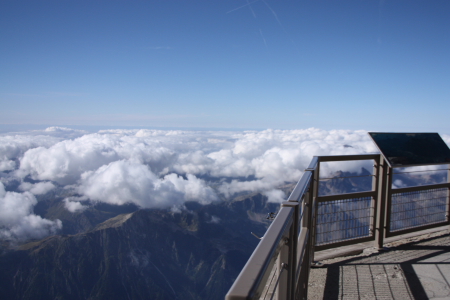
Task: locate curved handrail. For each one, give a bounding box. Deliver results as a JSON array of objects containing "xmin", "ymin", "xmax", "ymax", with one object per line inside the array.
[
  {"xmin": 226, "ymin": 170, "xmax": 314, "ymax": 300},
  {"xmin": 225, "ymin": 206, "xmax": 294, "ymax": 300}
]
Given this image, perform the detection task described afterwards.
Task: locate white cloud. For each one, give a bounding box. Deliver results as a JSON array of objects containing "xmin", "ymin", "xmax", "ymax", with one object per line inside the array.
[
  {"xmin": 0, "ymin": 160, "xmax": 16, "ymax": 172},
  {"xmin": 16, "ymin": 132, "xmax": 181, "ymax": 184},
  {"xmin": 0, "ymin": 182, "xmax": 62, "ymax": 241},
  {"xmin": 2, "ymin": 215, "xmax": 62, "ymax": 241},
  {"xmin": 78, "ymin": 160, "xmax": 218, "ymax": 209},
  {"xmin": 19, "ymin": 181, "xmax": 55, "ymax": 195},
  {"xmin": 0, "ymin": 134, "xmax": 61, "ymax": 171},
  {"xmin": 263, "ymin": 189, "xmax": 286, "ymax": 203},
  {"xmin": 209, "ymin": 216, "xmax": 221, "ymax": 224},
  {"xmin": 41, "ymin": 126, "xmax": 88, "ymax": 138},
  {"xmin": 17, "ymin": 134, "xmax": 122, "ymax": 184},
  {"xmin": 63, "ymin": 198, "xmax": 88, "ymax": 213},
  {"xmin": 393, "ymin": 179, "xmax": 407, "ymax": 188}
]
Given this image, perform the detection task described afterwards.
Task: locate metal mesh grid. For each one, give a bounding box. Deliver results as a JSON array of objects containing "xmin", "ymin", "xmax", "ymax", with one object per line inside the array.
[
  {"xmin": 316, "ymin": 197, "xmax": 374, "ymax": 246},
  {"xmin": 390, "ymin": 188, "xmax": 448, "ymax": 232}
]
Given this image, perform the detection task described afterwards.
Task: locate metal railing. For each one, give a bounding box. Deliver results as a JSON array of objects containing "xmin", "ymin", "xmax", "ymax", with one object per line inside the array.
[{"xmin": 225, "ymin": 154, "xmax": 450, "ymax": 300}]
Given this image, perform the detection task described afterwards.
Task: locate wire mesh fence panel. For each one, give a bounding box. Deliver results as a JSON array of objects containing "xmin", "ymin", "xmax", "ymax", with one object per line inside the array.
[
  {"xmin": 315, "ymin": 197, "xmax": 374, "ymax": 246},
  {"xmin": 390, "ymin": 188, "xmax": 448, "ymax": 232}
]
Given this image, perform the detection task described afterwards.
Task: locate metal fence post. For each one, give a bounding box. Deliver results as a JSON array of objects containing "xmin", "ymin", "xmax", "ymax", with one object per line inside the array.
[
  {"xmin": 372, "ymin": 156, "xmax": 380, "ymax": 237},
  {"xmin": 375, "ymin": 155, "xmax": 387, "ymax": 249},
  {"xmin": 447, "ymin": 164, "xmax": 450, "ymax": 231},
  {"xmin": 310, "ymin": 161, "xmax": 320, "ymax": 263},
  {"xmin": 385, "ymin": 165, "xmax": 393, "ymax": 239},
  {"xmin": 294, "ymin": 178, "xmax": 314, "ymax": 300},
  {"xmin": 277, "ymin": 240, "xmax": 289, "ymax": 300},
  {"xmin": 280, "ymin": 201, "xmax": 299, "ymax": 300}
]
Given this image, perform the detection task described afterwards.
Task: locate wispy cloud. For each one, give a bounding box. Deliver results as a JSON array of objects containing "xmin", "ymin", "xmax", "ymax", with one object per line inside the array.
[
  {"xmin": 247, "ymin": 0, "xmax": 257, "ymax": 18},
  {"xmin": 261, "ymin": 0, "xmax": 297, "ymax": 49},
  {"xmin": 226, "ymin": 0, "xmax": 260, "ymax": 14},
  {"xmin": 259, "ymin": 29, "xmax": 268, "ymax": 49},
  {"xmin": 261, "ymin": 0, "xmax": 282, "ymax": 27}
]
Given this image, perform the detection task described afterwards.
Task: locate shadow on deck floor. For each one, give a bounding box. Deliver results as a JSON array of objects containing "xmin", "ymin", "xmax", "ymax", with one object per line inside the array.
[{"xmin": 308, "ymin": 232, "xmax": 450, "ymax": 300}]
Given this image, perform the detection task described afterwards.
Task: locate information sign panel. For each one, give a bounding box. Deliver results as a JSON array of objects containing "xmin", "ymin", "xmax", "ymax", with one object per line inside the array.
[{"xmin": 368, "ymin": 132, "xmax": 450, "ymax": 167}]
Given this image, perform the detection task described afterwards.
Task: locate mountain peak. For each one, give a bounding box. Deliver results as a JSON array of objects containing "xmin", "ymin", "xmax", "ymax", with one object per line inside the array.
[{"xmin": 93, "ymin": 212, "xmax": 134, "ymax": 231}]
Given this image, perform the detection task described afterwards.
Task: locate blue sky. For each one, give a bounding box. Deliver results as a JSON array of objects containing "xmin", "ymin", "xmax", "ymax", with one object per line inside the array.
[{"xmin": 1, "ymin": 0, "xmax": 449, "ymax": 133}]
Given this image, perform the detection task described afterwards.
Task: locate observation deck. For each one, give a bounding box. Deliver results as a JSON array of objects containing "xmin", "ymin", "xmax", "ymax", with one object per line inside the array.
[{"xmin": 225, "ymin": 133, "xmax": 450, "ymax": 300}]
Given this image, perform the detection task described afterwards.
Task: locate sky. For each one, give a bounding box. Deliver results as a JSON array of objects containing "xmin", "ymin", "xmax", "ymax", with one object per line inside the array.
[{"xmin": 1, "ymin": 0, "xmax": 450, "ymax": 132}]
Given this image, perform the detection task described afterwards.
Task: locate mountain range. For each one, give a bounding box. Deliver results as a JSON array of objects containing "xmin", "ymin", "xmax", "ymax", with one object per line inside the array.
[
  {"xmin": 1, "ymin": 165, "xmax": 440, "ymax": 299},
  {"xmin": 0, "ymin": 186, "xmax": 284, "ymax": 300}
]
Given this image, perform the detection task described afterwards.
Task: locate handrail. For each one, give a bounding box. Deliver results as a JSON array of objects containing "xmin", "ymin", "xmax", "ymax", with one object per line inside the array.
[
  {"xmin": 287, "ymin": 171, "xmax": 312, "ymax": 202},
  {"xmin": 226, "ymin": 167, "xmax": 314, "ymax": 300},
  {"xmin": 225, "ymin": 206, "xmax": 295, "ymax": 300}
]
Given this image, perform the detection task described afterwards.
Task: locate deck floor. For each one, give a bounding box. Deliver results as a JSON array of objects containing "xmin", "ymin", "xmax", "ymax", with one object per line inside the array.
[{"xmin": 308, "ymin": 231, "xmax": 450, "ymax": 300}]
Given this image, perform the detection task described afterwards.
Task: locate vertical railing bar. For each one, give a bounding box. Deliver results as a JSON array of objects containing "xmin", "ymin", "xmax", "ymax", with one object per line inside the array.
[
  {"xmin": 276, "ymin": 225, "xmax": 288, "ymax": 300},
  {"xmin": 371, "ymin": 156, "xmax": 380, "ymax": 237},
  {"xmin": 447, "ymin": 164, "xmax": 450, "ymax": 230},
  {"xmin": 375, "ymin": 155, "xmax": 387, "ymax": 249},
  {"xmin": 269, "ymin": 265, "xmax": 287, "ymax": 300},
  {"xmin": 310, "ymin": 158, "xmax": 320, "ymax": 263},
  {"xmin": 385, "ymin": 165, "xmax": 393, "ymax": 238},
  {"xmin": 295, "ymin": 229, "xmax": 309, "ymax": 281},
  {"xmin": 290, "ymin": 203, "xmax": 299, "ymax": 299},
  {"xmin": 299, "ymin": 173, "xmax": 315, "ymax": 299},
  {"xmin": 262, "ymin": 264, "xmax": 278, "ymax": 300},
  {"xmin": 296, "ymin": 229, "xmax": 310, "ymax": 300},
  {"xmin": 278, "ymin": 201, "xmax": 299, "ymax": 300}
]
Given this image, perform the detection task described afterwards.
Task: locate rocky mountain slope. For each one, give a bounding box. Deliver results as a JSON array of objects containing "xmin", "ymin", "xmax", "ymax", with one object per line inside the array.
[{"xmin": 0, "ymin": 192, "xmax": 281, "ymax": 300}]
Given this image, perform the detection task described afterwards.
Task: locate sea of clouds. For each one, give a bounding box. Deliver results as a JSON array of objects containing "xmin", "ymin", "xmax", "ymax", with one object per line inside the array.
[{"xmin": 1, "ymin": 127, "xmax": 448, "ymax": 241}]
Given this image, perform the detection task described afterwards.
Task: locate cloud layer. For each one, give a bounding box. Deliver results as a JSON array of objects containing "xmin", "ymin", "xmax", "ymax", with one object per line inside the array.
[
  {"xmin": 3, "ymin": 127, "xmax": 445, "ymax": 241},
  {"xmin": 0, "ymin": 182, "xmax": 62, "ymax": 241},
  {"xmin": 14, "ymin": 128, "xmax": 378, "ymax": 198},
  {"xmin": 78, "ymin": 160, "xmax": 218, "ymax": 208}
]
